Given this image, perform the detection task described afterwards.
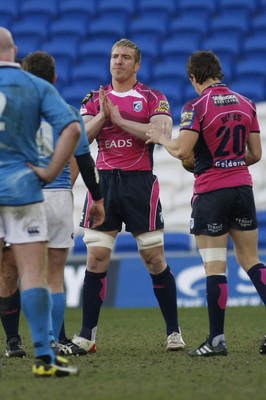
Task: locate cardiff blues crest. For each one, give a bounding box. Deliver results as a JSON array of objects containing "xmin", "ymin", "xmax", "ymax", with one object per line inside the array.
[{"xmin": 133, "ymin": 101, "xmax": 143, "ymax": 112}]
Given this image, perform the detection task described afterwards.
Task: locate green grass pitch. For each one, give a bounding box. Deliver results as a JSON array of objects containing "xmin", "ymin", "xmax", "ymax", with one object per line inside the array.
[{"xmin": 1, "ymin": 306, "xmax": 266, "ymax": 400}]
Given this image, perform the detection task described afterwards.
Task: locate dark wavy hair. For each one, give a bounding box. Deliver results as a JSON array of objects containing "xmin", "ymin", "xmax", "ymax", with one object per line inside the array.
[
  {"xmin": 22, "ymin": 51, "xmax": 55, "ymax": 83},
  {"xmin": 186, "ymin": 50, "xmax": 224, "ymax": 84}
]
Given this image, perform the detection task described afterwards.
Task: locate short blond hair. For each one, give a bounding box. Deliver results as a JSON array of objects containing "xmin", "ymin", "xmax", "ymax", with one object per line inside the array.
[{"xmin": 112, "ymin": 38, "xmax": 141, "ymax": 63}]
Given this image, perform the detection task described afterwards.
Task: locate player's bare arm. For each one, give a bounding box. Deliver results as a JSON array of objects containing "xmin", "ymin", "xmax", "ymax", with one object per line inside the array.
[
  {"xmin": 146, "ymin": 124, "xmax": 198, "ymax": 160},
  {"xmin": 30, "ymin": 121, "xmax": 81, "ymax": 183},
  {"xmin": 106, "ymin": 97, "xmax": 172, "ymax": 142},
  {"xmin": 245, "ymin": 132, "xmax": 262, "ymax": 166},
  {"xmin": 83, "ymin": 86, "xmax": 109, "ymax": 143}
]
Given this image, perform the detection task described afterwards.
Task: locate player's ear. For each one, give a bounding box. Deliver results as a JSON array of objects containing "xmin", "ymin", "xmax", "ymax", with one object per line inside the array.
[
  {"xmin": 53, "ymin": 72, "xmax": 57, "ymax": 84},
  {"xmin": 134, "ymin": 62, "xmax": 140, "ymax": 73}
]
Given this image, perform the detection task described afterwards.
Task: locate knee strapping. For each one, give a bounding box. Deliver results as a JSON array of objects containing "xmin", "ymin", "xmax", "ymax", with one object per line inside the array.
[
  {"xmin": 135, "ymin": 231, "xmax": 164, "ymax": 250},
  {"xmin": 199, "ymin": 248, "xmax": 227, "ymax": 263},
  {"xmin": 83, "ymin": 229, "xmax": 115, "ymax": 250}
]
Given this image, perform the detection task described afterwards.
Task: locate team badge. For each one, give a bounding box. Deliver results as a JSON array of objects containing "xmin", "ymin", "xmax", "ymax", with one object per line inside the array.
[{"xmin": 133, "ymin": 101, "xmax": 143, "ymax": 112}]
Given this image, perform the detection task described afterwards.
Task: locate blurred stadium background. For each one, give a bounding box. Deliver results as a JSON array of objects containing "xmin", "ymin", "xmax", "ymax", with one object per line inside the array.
[{"xmin": 2, "ymin": 0, "xmax": 266, "ymax": 254}]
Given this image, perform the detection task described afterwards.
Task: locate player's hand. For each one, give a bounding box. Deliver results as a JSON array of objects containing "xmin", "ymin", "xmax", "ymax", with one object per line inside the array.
[
  {"xmin": 145, "ymin": 122, "xmax": 166, "ymax": 144},
  {"xmin": 106, "ymin": 97, "xmax": 123, "ymax": 126},
  {"xmin": 87, "ymin": 198, "xmax": 105, "ymax": 228},
  {"xmin": 28, "ymin": 163, "xmax": 55, "ymax": 184},
  {"xmin": 99, "ymin": 85, "xmax": 109, "ymax": 118}
]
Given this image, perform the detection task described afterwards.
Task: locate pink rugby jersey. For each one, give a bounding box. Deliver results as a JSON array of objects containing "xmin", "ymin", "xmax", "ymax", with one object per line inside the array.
[
  {"xmin": 180, "ymin": 84, "xmax": 260, "ymax": 194},
  {"xmin": 80, "ymin": 82, "xmax": 171, "ymax": 171}
]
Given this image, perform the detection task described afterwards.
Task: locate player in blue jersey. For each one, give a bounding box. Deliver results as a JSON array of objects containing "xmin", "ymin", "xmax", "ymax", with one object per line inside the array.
[
  {"xmin": 0, "ymin": 50, "xmax": 105, "ymax": 358},
  {"xmin": 22, "ymin": 51, "xmax": 105, "ymax": 355},
  {"xmin": 0, "ymin": 27, "xmax": 81, "ymax": 377}
]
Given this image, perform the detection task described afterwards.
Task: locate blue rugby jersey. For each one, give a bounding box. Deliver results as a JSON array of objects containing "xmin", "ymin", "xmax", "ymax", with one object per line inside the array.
[
  {"xmin": 0, "ymin": 62, "xmax": 78, "ymax": 205},
  {"xmin": 37, "ymin": 106, "xmax": 90, "ymax": 189}
]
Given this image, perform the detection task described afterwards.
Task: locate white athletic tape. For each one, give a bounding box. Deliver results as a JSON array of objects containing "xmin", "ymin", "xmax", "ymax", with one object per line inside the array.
[
  {"xmin": 199, "ymin": 248, "xmax": 227, "ymax": 262},
  {"xmin": 135, "ymin": 231, "xmax": 164, "ymax": 250},
  {"xmin": 83, "ymin": 229, "xmax": 115, "ymax": 250}
]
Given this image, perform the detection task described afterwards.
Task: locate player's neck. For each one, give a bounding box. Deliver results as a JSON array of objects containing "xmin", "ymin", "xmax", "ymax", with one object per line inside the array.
[
  {"xmin": 112, "ymin": 78, "xmax": 137, "ymax": 93},
  {"xmin": 199, "ymin": 79, "xmax": 220, "ymax": 94}
]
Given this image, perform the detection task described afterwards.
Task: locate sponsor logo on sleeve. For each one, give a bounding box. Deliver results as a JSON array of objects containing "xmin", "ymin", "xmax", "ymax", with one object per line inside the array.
[
  {"xmin": 154, "ymin": 100, "xmax": 170, "ymax": 113},
  {"xmin": 180, "ymin": 110, "xmax": 195, "ymax": 127}
]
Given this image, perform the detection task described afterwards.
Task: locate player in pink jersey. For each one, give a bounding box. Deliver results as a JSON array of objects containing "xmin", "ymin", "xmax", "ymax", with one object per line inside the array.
[
  {"xmin": 72, "ymin": 38, "xmax": 186, "ymax": 352},
  {"xmin": 146, "ymin": 50, "xmax": 266, "ymax": 356}
]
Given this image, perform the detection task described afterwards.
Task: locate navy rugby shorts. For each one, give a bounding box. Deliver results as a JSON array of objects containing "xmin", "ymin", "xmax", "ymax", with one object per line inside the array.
[
  {"xmin": 190, "ymin": 186, "xmax": 258, "ymax": 236},
  {"xmin": 81, "ymin": 169, "xmax": 164, "ymax": 233}
]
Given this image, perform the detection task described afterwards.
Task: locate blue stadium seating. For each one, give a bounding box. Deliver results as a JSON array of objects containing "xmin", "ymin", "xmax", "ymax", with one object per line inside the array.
[
  {"xmin": 130, "ymin": 33, "xmax": 161, "ymax": 62},
  {"xmin": 71, "ymin": 61, "xmax": 109, "ymax": 86},
  {"xmin": 160, "ymin": 34, "xmax": 200, "ymax": 62},
  {"xmin": 20, "ymin": 0, "xmax": 59, "ymax": 19},
  {"xmin": 178, "ymin": 0, "xmax": 217, "ymax": 14},
  {"xmin": 61, "ymin": 81, "xmax": 97, "ymax": 109},
  {"xmin": 12, "ymin": 16, "xmax": 50, "ymax": 42},
  {"xmin": 152, "ymin": 61, "xmax": 187, "ymax": 84},
  {"xmin": 183, "ymin": 83, "xmax": 197, "ymax": 104},
  {"xmin": 202, "ymin": 34, "xmax": 242, "ymax": 59},
  {"xmin": 243, "ymin": 34, "xmax": 266, "ymax": 58},
  {"xmin": 97, "ymin": 0, "xmax": 137, "ymax": 19},
  {"xmin": 138, "ymin": 0, "xmax": 177, "ymax": 16},
  {"xmin": 15, "ymin": 35, "xmax": 42, "ymax": 59},
  {"xmin": 87, "ymin": 15, "xmax": 128, "ymax": 41},
  {"xmin": 149, "ymin": 80, "xmax": 183, "ymax": 125},
  {"xmin": 58, "ymin": 0, "xmax": 97, "ymax": 18},
  {"xmin": 218, "ymin": 0, "xmax": 259, "ymax": 13},
  {"xmin": 49, "ymin": 16, "xmax": 88, "ymax": 39},
  {"xmin": 0, "ymin": 16, "xmax": 13, "ymax": 30},
  {"xmin": 170, "ymin": 13, "xmax": 210, "ymax": 35},
  {"xmin": 230, "ymin": 77, "xmax": 266, "ymax": 103},
  {"xmin": 236, "ymin": 57, "xmax": 266, "ymax": 80},
  {"xmin": 78, "ymin": 38, "xmax": 114, "ymax": 69},
  {"xmin": 209, "ymin": 10, "xmax": 250, "ymax": 35},
  {"xmin": 54, "ymin": 55, "xmax": 73, "ymax": 85},
  {"xmin": 128, "ymin": 14, "xmax": 169, "ymax": 38},
  {"xmin": 251, "ymin": 12, "xmax": 266, "ymax": 34},
  {"xmin": 260, "ymin": 0, "xmax": 266, "ymax": 10},
  {"xmin": 1, "ymin": 0, "xmax": 21, "ymax": 18},
  {"xmin": 42, "ymin": 37, "xmax": 79, "ymax": 61},
  {"xmin": 137, "ymin": 59, "xmax": 152, "ymax": 82}
]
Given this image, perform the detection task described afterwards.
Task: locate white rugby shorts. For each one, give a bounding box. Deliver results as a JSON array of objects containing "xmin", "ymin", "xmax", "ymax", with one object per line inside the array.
[
  {"xmin": 0, "ymin": 203, "xmax": 48, "ymax": 244},
  {"xmin": 43, "ymin": 189, "xmax": 74, "ymax": 248}
]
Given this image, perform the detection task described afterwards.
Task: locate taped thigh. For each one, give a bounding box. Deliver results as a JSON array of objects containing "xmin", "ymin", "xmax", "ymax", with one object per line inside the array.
[
  {"xmin": 83, "ymin": 229, "xmax": 115, "ymax": 250},
  {"xmin": 135, "ymin": 231, "xmax": 164, "ymax": 250},
  {"xmin": 199, "ymin": 248, "xmax": 227, "ymax": 263}
]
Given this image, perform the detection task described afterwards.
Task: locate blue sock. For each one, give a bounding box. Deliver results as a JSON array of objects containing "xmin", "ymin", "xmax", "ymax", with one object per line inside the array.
[
  {"xmin": 51, "ymin": 292, "xmax": 65, "ymax": 342},
  {"xmin": 207, "ymin": 275, "xmax": 228, "ymax": 345},
  {"xmin": 21, "ymin": 288, "xmax": 54, "ymax": 361},
  {"xmin": 151, "ymin": 266, "xmax": 180, "ymax": 336}
]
